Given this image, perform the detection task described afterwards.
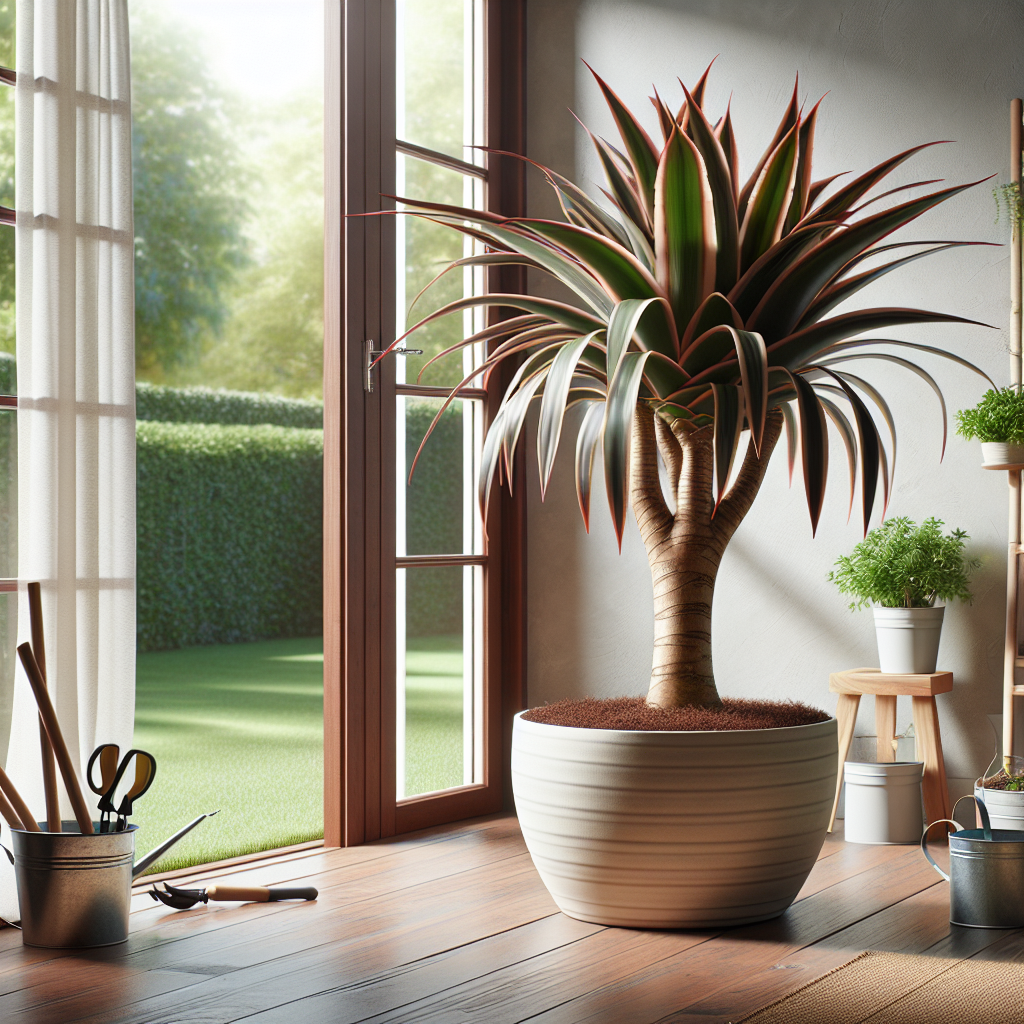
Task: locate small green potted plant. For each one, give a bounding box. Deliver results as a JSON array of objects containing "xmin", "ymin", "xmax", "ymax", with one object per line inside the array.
[
  {"xmin": 976, "ymin": 753, "xmax": 1024, "ymax": 832},
  {"xmin": 829, "ymin": 517, "xmax": 977, "ymax": 673},
  {"xmin": 955, "ymin": 387, "xmax": 1024, "ymax": 467}
]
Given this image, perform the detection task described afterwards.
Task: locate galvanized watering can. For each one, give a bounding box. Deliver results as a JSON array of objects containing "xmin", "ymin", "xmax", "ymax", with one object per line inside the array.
[{"xmin": 921, "ymin": 796, "xmax": 1024, "ymax": 929}]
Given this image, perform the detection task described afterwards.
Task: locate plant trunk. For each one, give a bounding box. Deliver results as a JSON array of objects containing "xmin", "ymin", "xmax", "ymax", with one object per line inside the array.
[{"xmin": 631, "ymin": 406, "xmax": 784, "ymax": 709}]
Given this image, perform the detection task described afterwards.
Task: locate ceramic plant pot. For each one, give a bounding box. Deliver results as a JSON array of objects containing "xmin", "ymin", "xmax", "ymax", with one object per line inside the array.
[
  {"xmin": 980, "ymin": 441, "xmax": 1024, "ymax": 468},
  {"xmin": 511, "ymin": 712, "xmax": 838, "ymax": 929},
  {"xmin": 843, "ymin": 761, "xmax": 924, "ymax": 844},
  {"xmin": 873, "ymin": 606, "xmax": 944, "ymax": 674},
  {"xmin": 974, "ymin": 785, "xmax": 1024, "ymax": 831}
]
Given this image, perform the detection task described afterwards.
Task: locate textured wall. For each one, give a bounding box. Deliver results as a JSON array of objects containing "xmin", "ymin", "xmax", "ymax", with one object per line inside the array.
[{"xmin": 524, "ymin": 0, "xmax": 1024, "ymax": 799}]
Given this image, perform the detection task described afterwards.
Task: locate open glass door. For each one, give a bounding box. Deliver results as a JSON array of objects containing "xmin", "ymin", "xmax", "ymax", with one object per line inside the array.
[
  {"xmin": 394, "ymin": 0, "xmax": 487, "ymax": 802},
  {"xmin": 325, "ymin": 0, "xmax": 524, "ymax": 845}
]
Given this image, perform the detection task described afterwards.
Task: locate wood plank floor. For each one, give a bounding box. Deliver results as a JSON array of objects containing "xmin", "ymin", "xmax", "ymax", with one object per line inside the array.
[{"xmin": 0, "ymin": 813, "xmax": 1020, "ymax": 1023}]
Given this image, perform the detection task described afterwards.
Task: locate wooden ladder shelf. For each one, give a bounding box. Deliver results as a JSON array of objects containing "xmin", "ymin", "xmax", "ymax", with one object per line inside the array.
[{"xmin": 997, "ymin": 99, "xmax": 1024, "ymax": 769}]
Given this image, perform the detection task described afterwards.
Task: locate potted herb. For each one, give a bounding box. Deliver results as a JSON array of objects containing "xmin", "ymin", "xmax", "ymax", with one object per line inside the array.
[
  {"xmin": 955, "ymin": 387, "xmax": 1024, "ymax": 467},
  {"xmin": 829, "ymin": 517, "xmax": 977, "ymax": 673},
  {"xmin": 392, "ymin": 65, "xmax": 991, "ymax": 928},
  {"xmin": 976, "ymin": 754, "xmax": 1024, "ymax": 832}
]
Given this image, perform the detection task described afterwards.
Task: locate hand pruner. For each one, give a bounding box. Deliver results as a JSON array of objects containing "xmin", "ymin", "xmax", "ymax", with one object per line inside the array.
[{"xmin": 87, "ymin": 744, "xmax": 157, "ymax": 832}]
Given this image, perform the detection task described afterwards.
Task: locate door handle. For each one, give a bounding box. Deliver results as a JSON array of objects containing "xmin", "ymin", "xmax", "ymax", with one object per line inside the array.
[{"xmin": 364, "ymin": 340, "xmax": 424, "ymax": 393}]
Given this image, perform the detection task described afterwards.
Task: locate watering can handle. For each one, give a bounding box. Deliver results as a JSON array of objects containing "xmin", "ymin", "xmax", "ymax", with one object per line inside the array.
[
  {"xmin": 921, "ymin": 795, "xmax": 996, "ymax": 881},
  {"xmin": 962, "ymin": 792, "xmax": 994, "ymax": 839},
  {"xmin": 920, "ymin": 819, "xmax": 958, "ymax": 881}
]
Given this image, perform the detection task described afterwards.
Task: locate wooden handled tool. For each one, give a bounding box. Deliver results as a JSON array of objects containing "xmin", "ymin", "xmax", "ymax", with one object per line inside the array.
[
  {"xmin": 150, "ymin": 882, "xmax": 318, "ymax": 909},
  {"xmin": 27, "ymin": 582, "xmax": 61, "ymax": 832},
  {"xmin": 207, "ymin": 886, "xmax": 318, "ymax": 903},
  {"xmin": 17, "ymin": 643, "xmax": 94, "ymax": 835},
  {"xmin": 0, "ymin": 786, "xmax": 27, "ymax": 831},
  {"xmin": 0, "ymin": 764, "xmax": 39, "ymax": 831}
]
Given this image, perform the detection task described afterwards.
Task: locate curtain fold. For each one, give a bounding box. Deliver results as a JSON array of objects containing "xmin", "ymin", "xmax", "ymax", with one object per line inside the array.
[{"xmin": 7, "ymin": 0, "xmax": 135, "ymax": 826}]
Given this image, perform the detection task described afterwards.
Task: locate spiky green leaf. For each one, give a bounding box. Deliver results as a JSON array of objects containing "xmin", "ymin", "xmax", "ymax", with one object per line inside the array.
[
  {"xmin": 681, "ymin": 84, "xmax": 740, "ymax": 293},
  {"xmin": 680, "ymin": 291, "xmax": 744, "ymax": 354},
  {"xmin": 711, "ymin": 383, "xmax": 744, "ymax": 506},
  {"xmin": 575, "ymin": 402, "xmax": 606, "ymax": 532},
  {"xmin": 768, "ymin": 308, "xmax": 985, "ymax": 369},
  {"xmin": 586, "ymin": 62, "xmax": 661, "ymax": 219},
  {"xmin": 654, "ymin": 127, "xmax": 717, "ymax": 334},
  {"xmin": 748, "ymin": 179, "xmax": 985, "ymax": 339},
  {"xmin": 603, "ymin": 352, "xmax": 653, "ymax": 546},
  {"xmin": 739, "ymin": 123, "xmax": 799, "ymax": 272},
  {"xmin": 537, "ymin": 332, "xmax": 603, "ymax": 497}
]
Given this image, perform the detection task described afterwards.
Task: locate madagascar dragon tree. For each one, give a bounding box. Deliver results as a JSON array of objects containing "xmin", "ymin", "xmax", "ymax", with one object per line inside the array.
[{"xmin": 387, "ymin": 64, "xmax": 995, "ymax": 710}]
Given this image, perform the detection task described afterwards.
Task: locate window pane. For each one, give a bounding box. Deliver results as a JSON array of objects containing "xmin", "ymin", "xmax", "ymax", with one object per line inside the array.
[
  {"xmin": 0, "ymin": 591, "xmax": 14, "ymax": 766},
  {"xmin": 397, "ymin": 0, "xmax": 480, "ymax": 164},
  {"xmin": 398, "ymin": 395, "xmax": 483, "ymax": 557},
  {"xmin": 397, "ymin": 564, "xmax": 482, "ymax": 798},
  {"xmin": 0, "ymin": 6, "xmax": 14, "ymax": 376},
  {"xmin": 396, "ymin": 154, "xmax": 483, "ymax": 388},
  {"xmin": 0, "ymin": 409, "xmax": 13, "ymax": 579}
]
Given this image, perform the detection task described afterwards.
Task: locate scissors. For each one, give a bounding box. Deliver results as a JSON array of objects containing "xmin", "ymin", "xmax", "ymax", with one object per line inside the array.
[{"xmin": 87, "ymin": 744, "xmax": 157, "ymax": 833}]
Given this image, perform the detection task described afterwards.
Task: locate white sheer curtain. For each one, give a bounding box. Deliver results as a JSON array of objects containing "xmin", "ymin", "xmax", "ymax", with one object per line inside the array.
[{"xmin": 7, "ymin": 0, "xmax": 135, "ymax": 824}]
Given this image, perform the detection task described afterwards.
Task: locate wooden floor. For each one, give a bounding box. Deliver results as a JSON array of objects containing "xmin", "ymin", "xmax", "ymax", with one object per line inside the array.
[{"xmin": 0, "ymin": 813, "xmax": 1021, "ymax": 1023}]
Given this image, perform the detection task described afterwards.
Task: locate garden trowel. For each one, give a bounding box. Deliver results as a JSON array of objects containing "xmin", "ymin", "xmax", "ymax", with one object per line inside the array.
[{"xmin": 149, "ymin": 880, "xmax": 318, "ymax": 909}]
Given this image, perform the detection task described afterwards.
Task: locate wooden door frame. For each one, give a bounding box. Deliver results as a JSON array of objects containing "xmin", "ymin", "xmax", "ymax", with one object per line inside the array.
[{"xmin": 323, "ymin": 0, "xmax": 527, "ymax": 847}]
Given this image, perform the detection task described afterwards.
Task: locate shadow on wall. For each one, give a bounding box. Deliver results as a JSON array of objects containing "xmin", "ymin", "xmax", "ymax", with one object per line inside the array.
[
  {"xmin": 526, "ymin": 0, "xmax": 581, "ymax": 225},
  {"xmin": 723, "ymin": 532, "xmax": 1006, "ymax": 779},
  {"xmin": 939, "ymin": 541, "xmax": 1008, "ymax": 779},
  {"xmin": 597, "ymin": 0, "xmax": 1023, "ymax": 91}
]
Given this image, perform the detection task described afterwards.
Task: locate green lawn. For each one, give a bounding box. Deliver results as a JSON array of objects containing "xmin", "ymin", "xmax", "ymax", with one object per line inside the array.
[
  {"xmin": 133, "ymin": 634, "xmax": 463, "ymax": 873},
  {"xmin": 402, "ymin": 635, "xmax": 463, "ymax": 796}
]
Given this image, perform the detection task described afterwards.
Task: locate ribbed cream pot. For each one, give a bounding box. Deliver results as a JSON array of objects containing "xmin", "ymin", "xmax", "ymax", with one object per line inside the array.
[{"xmin": 512, "ymin": 712, "xmax": 838, "ymax": 928}]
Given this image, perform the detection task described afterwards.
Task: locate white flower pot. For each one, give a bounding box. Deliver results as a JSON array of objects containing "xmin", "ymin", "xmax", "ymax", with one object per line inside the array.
[
  {"xmin": 843, "ymin": 761, "xmax": 923, "ymax": 844},
  {"xmin": 873, "ymin": 606, "xmax": 944, "ymax": 674},
  {"xmin": 974, "ymin": 785, "xmax": 1024, "ymax": 831},
  {"xmin": 511, "ymin": 711, "xmax": 837, "ymax": 929},
  {"xmin": 981, "ymin": 441, "xmax": 1024, "ymax": 467}
]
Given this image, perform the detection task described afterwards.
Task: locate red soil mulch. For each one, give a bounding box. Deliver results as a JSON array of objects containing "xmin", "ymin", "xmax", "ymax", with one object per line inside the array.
[{"xmin": 522, "ymin": 695, "xmax": 830, "ymax": 732}]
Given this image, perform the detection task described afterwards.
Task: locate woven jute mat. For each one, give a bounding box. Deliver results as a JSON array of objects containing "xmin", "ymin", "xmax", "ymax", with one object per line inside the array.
[{"xmin": 735, "ymin": 950, "xmax": 1024, "ymax": 1024}]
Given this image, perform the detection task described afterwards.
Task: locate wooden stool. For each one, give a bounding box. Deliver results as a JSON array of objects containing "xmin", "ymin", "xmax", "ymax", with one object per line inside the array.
[{"xmin": 828, "ymin": 668, "xmax": 953, "ymax": 832}]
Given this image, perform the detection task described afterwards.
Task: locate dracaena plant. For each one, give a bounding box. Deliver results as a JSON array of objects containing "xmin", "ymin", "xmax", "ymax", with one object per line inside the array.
[{"xmin": 386, "ymin": 63, "xmax": 995, "ymax": 711}]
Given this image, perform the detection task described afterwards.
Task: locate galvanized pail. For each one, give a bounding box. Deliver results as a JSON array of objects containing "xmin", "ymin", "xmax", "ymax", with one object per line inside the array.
[
  {"xmin": 921, "ymin": 797, "xmax": 1024, "ymax": 929},
  {"xmin": 11, "ymin": 822, "xmax": 137, "ymax": 948}
]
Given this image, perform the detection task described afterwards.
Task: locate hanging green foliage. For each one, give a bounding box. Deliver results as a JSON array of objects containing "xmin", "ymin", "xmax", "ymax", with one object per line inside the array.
[
  {"xmin": 955, "ymin": 386, "xmax": 1024, "ymax": 444},
  {"xmin": 993, "ymin": 180, "xmax": 1024, "ymax": 228}
]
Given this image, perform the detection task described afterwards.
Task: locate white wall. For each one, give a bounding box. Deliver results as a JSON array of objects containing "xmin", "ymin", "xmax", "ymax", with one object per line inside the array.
[{"xmin": 524, "ymin": 0, "xmax": 1024, "ymax": 800}]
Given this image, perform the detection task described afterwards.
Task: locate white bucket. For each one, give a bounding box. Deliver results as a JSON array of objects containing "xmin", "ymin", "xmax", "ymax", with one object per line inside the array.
[
  {"xmin": 844, "ymin": 761, "xmax": 924, "ymax": 844},
  {"xmin": 873, "ymin": 606, "xmax": 944, "ymax": 674},
  {"xmin": 974, "ymin": 785, "xmax": 1024, "ymax": 831}
]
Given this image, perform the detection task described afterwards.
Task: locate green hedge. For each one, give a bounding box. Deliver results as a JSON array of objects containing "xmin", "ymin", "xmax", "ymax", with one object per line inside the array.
[
  {"xmin": 136, "ymin": 421, "xmax": 323, "ymax": 651},
  {"xmin": 136, "ymin": 381, "xmax": 322, "ymax": 428},
  {"xmin": 6, "ymin": 361, "xmax": 464, "ymax": 649},
  {"xmin": 0, "ymin": 352, "xmax": 14, "ymax": 395},
  {"xmin": 405, "ymin": 401, "xmax": 462, "ymax": 637}
]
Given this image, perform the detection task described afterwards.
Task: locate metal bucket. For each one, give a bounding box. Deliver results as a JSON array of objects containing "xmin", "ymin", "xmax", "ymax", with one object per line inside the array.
[
  {"xmin": 975, "ymin": 784, "xmax": 1024, "ymax": 831},
  {"xmin": 921, "ymin": 797, "xmax": 1024, "ymax": 929},
  {"xmin": 11, "ymin": 821, "xmax": 137, "ymax": 948}
]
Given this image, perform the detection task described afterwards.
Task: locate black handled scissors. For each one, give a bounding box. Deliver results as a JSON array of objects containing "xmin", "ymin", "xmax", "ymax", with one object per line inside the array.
[{"xmin": 87, "ymin": 744, "xmax": 157, "ymax": 832}]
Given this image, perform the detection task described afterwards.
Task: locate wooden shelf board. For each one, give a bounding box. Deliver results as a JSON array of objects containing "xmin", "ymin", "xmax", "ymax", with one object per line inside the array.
[
  {"xmin": 829, "ymin": 668, "xmax": 954, "ymax": 696},
  {"xmin": 1013, "ymin": 685, "xmax": 1024, "ymax": 697},
  {"xmin": 982, "ymin": 463, "xmax": 1024, "ymax": 471}
]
